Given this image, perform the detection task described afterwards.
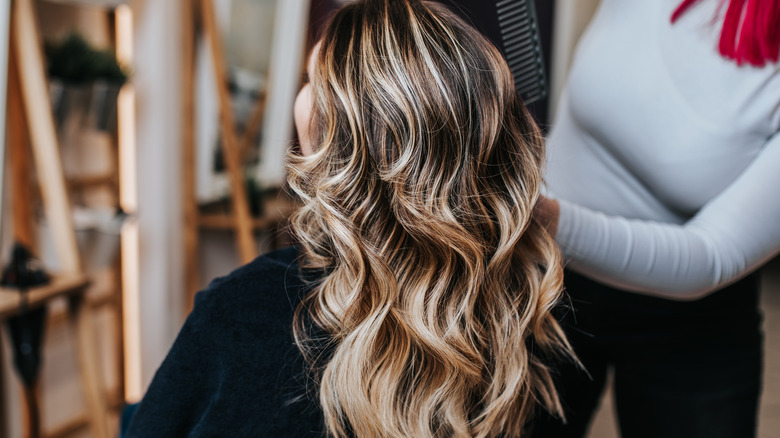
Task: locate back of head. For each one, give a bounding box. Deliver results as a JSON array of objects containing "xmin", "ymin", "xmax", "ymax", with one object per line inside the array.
[{"xmin": 288, "ymin": 1, "xmax": 571, "ymax": 436}]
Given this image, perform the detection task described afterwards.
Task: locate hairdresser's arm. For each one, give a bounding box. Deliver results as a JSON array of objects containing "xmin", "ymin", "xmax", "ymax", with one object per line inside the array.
[{"xmin": 545, "ymin": 133, "xmax": 780, "ymax": 300}]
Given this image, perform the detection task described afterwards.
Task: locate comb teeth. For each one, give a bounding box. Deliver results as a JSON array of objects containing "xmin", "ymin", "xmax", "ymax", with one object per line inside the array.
[{"xmin": 496, "ymin": 0, "xmax": 546, "ymax": 104}]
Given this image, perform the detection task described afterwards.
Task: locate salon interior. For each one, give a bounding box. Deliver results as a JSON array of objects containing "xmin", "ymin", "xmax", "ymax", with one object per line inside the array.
[{"xmin": 0, "ymin": 0, "xmax": 777, "ymax": 437}]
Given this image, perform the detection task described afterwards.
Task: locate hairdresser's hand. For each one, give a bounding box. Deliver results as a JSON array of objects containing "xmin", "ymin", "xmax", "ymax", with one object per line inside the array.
[{"xmin": 534, "ymin": 196, "xmax": 560, "ymax": 238}]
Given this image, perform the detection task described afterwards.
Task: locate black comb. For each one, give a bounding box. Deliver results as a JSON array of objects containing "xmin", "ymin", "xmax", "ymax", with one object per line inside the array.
[{"xmin": 435, "ymin": 0, "xmax": 547, "ymax": 105}]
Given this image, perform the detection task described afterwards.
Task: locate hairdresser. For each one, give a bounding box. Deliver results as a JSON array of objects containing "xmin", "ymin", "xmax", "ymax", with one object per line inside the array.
[{"xmin": 532, "ymin": 0, "xmax": 780, "ymax": 437}]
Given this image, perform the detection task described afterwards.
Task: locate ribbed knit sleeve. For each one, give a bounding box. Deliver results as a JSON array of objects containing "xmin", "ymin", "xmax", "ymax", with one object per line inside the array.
[{"xmin": 556, "ymin": 133, "xmax": 780, "ymax": 299}]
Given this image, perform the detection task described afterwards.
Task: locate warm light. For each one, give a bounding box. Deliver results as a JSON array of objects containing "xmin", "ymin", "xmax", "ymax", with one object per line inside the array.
[
  {"xmin": 115, "ymin": 4, "xmax": 142, "ymax": 402},
  {"xmin": 121, "ymin": 219, "xmax": 142, "ymax": 402},
  {"xmin": 115, "ymin": 4, "xmax": 133, "ymax": 66},
  {"xmin": 116, "ymin": 4, "xmax": 135, "ymax": 210},
  {"xmin": 117, "ymin": 85, "xmax": 136, "ymax": 211}
]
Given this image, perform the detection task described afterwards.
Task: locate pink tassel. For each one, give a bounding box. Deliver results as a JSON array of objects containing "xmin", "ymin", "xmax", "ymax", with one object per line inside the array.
[
  {"xmin": 758, "ymin": 0, "xmax": 780, "ymax": 62},
  {"xmin": 671, "ymin": 0, "xmax": 704, "ymax": 23},
  {"xmin": 736, "ymin": 0, "xmax": 761, "ymax": 65},
  {"xmin": 672, "ymin": 0, "xmax": 780, "ymax": 66},
  {"xmin": 719, "ymin": 0, "xmax": 747, "ymax": 61}
]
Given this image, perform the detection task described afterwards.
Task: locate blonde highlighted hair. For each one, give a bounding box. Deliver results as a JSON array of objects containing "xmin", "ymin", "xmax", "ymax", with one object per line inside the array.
[{"xmin": 287, "ymin": 1, "xmax": 572, "ymax": 436}]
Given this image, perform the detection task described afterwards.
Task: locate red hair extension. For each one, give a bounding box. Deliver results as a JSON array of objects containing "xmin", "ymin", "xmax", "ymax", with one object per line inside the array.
[
  {"xmin": 759, "ymin": 0, "xmax": 780, "ymax": 62},
  {"xmin": 671, "ymin": 0, "xmax": 780, "ymax": 66},
  {"xmin": 671, "ymin": 0, "xmax": 704, "ymax": 22},
  {"xmin": 721, "ymin": 0, "xmax": 748, "ymax": 61}
]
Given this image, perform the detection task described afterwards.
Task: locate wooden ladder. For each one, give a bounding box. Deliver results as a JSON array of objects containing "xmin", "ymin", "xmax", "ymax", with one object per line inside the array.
[
  {"xmin": 181, "ymin": 0, "xmax": 266, "ymax": 307},
  {"xmin": 0, "ymin": 0, "xmax": 111, "ymax": 437}
]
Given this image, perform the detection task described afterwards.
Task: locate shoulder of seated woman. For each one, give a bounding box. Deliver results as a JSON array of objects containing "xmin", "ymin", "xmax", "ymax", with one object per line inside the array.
[{"xmin": 191, "ymin": 246, "xmax": 307, "ymax": 330}]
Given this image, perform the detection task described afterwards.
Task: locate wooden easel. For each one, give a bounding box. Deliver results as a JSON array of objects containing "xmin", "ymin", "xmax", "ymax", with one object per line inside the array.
[
  {"xmin": 182, "ymin": 0, "xmax": 265, "ymax": 306},
  {"xmin": 0, "ymin": 0, "xmax": 110, "ymax": 437}
]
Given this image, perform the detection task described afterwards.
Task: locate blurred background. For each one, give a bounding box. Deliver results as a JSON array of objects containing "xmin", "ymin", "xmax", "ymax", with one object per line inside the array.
[{"xmin": 0, "ymin": 0, "xmax": 775, "ymax": 437}]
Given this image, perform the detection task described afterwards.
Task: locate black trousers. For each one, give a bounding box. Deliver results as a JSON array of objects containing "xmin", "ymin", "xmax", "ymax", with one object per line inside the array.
[{"xmin": 531, "ymin": 271, "xmax": 763, "ymax": 438}]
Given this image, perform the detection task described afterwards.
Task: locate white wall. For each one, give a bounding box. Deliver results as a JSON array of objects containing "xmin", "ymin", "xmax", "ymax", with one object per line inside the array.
[{"xmin": 128, "ymin": 0, "xmax": 184, "ymax": 397}]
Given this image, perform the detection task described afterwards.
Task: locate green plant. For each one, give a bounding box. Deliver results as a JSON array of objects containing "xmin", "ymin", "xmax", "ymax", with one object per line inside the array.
[{"xmin": 45, "ymin": 33, "xmax": 129, "ymax": 85}]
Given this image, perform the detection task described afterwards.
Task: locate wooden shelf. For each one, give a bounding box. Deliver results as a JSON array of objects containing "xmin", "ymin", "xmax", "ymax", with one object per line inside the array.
[
  {"xmin": 66, "ymin": 173, "xmax": 117, "ymax": 190},
  {"xmin": 40, "ymin": 0, "xmax": 128, "ymax": 9},
  {"xmin": 197, "ymin": 192, "xmax": 298, "ymax": 231},
  {"xmin": 1, "ymin": 0, "xmax": 121, "ymax": 436},
  {"xmin": 0, "ymin": 274, "xmax": 90, "ymax": 320},
  {"xmin": 43, "ymin": 288, "xmax": 120, "ymax": 328}
]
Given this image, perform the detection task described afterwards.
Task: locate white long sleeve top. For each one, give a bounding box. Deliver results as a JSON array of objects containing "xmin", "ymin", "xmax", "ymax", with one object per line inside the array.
[{"xmin": 545, "ymin": 0, "xmax": 780, "ymax": 300}]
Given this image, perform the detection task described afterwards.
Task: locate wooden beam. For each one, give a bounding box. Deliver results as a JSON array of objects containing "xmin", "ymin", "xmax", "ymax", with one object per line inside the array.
[
  {"xmin": 113, "ymin": 3, "xmax": 134, "ymax": 406},
  {"xmin": 12, "ymin": 0, "xmax": 81, "ymax": 274},
  {"xmin": 0, "ymin": 275, "xmax": 89, "ymax": 320},
  {"xmin": 6, "ymin": 39, "xmax": 34, "ymax": 249},
  {"xmin": 0, "ymin": 338, "xmax": 7, "ymax": 438},
  {"xmin": 111, "ymin": 250, "xmax": 126, "ymax": 405},
  {"xmin": 9, "ymin": 22, "xmax": 45, "ymax": 437}
]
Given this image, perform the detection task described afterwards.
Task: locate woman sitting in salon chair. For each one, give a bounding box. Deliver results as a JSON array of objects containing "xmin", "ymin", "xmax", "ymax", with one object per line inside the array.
[{"xmin": 124, "ymin": 1, "xmax": 575, "ymax": 436}]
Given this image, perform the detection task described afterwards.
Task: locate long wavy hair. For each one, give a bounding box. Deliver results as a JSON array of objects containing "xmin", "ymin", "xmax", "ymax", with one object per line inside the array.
[{"xmin": 287, "ymin": 1, "xmax": 572, "ymax": 436}]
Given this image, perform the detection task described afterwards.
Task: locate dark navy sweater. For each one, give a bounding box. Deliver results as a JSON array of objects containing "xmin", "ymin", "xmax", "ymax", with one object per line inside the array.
[{"xmin": 125, "ymin": 247, "xmax": 325, "ymax": 437}]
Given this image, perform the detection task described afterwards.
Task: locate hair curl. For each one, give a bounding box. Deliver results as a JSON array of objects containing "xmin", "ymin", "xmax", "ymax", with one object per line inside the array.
[{"xmin": 287, "ymin": 1, "xmax": 573, "ymax": 436}]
